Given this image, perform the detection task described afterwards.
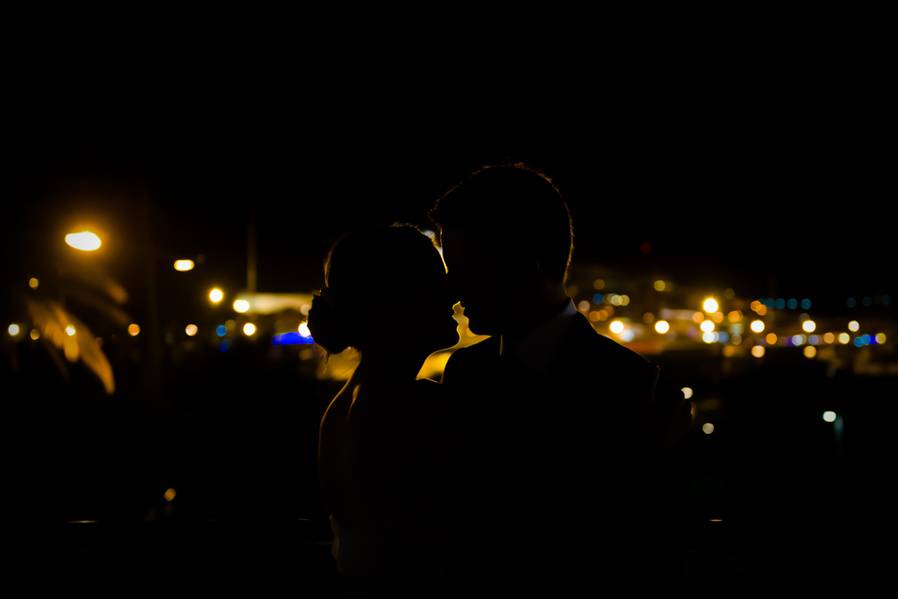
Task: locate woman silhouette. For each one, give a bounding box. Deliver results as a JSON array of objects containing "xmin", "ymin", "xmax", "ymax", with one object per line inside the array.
[{"xmin": 309, "ymin": 225, "xmax": 460, "ymax": 597}]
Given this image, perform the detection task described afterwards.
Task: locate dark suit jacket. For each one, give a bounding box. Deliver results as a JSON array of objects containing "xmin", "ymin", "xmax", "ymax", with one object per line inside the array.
[{"xmin": 439, "ymin": 310, "xmax": 670, "ymax": 590}]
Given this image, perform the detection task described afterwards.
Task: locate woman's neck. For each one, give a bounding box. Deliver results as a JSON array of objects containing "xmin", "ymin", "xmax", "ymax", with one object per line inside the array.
[{"xmin": 356, "ymin": 347, "xmax": 429, "ymax": 384}]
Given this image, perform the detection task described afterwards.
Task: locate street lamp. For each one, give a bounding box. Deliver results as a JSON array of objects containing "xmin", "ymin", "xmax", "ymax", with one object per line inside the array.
[{"xmin": 65, "ymin": 230, "xmax": 102, "ymax": 252}]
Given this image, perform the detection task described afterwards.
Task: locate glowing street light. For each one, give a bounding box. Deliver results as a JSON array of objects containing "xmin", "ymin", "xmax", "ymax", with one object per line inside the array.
[
  {"xmin": 703, "ymin": 297, "xmax": 719, "ymax": 313},
  {"xmin": 185, "ymin": 324, "xmax": 198, "ymax": 337},
  {"xmin": 848, "ymin": 320, "xmax": 860, "ymax": 333},
  {"xmin": 242, "ymin": 322, "xmax": 257, "ymax": 336},
  {"xmin": 654, "ymin": 320, "xmax": 670, "ymax": 334},
  {"xmin": 8, "ymin": 323, "xmax": 21, "ymax": 337},
  {"xmin": 233, "ymin": 299, "xmax": 251, "ymax": 314},
  {"xmin": 128, "ymin": 323, "xmax": 141, "ymax": 337},
  {"xmin": 209, "ymin": 287, "xmax": 225, "ymax": 304},
  {"xmin": 173, "ymin": 259, "xmax": 195, "ymax": 272},
  {"xmin": 802, "ymin": 320, "xmax": 817, "ymax": 333},
  {"xmin": 65, "ymin": 325, "xmax": 77, "ymax": 337},
  {"xmin": 65, "ymin": 230, "xmax": 102, "ymax": 252},
  {"xmin": 750, "ymin": 320, "xmax": 765, "ymax": 333},
  {"xmin": 609, "ymin": 320, "xmax": 625, "ymax": 335}
]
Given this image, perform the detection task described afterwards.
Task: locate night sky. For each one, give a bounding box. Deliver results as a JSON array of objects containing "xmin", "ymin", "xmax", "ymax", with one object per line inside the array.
[{"xmin": 7, "ymin": 60, "xmax": 894, "ymax": 307}]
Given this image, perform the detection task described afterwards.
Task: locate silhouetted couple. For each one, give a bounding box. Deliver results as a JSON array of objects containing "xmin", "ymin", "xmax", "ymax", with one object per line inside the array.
[{"xmin": 311, "ymin": 164, "xmax": 678, "ymax": 597}]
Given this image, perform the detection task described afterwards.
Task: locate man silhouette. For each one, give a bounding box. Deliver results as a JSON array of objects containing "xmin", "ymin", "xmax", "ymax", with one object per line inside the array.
[{"xmin": 432, "ymin": 163, "xmax": 678, "ymax": 592}]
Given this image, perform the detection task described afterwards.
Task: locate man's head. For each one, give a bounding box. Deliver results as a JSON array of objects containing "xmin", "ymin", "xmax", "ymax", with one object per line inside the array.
[{"xmin": 431, "ymin": 163, "xmax": 573, "ymax": 335}]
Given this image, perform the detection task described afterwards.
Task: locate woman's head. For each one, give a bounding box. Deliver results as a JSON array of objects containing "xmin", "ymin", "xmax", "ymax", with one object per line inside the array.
[{"xmin": 308, "ymin": 225, "xmax": 458, "ymax": 356}]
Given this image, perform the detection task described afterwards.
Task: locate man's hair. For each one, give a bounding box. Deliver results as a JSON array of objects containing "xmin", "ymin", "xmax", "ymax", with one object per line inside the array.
[{"xmin": 430, "ymin": 162, "xmax": 573, "ymax": 281}]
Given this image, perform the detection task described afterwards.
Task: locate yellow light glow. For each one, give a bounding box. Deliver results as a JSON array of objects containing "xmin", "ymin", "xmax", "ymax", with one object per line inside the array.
[
  {"xmin": 185, "ymin": 324, "xmax": 198, "ymax": 337},
  {"xmin": 577, "ymin": 300, "xmax": 590, "ymax": 313},
  {"xmin": 766, "ymin": 333, "xmax": 778, "ymax": 345},
  {"xmin": 702, "ymin": 423, "xmax": 715, "ymax": 435},
  {"xmin": 838, "ymin": 333, "xmax": 851, "ymax": 345},
  {"xmin": 727, "ymin": 311, "xmax": 743, "ymax": 323},
  {"xmin": 700, "ymin": 320, "xmax": 715, "ymax": 333},
  {"xmin": 751, "ymin": 345, "xmax": 766, "ymax": 358},
  {"xmin": 654, "ymin": 320, "xmax": 671, "ymax": 334},
  {"xmin": 609, "ymin": 320, "xmax": 625, "ymax": 335},
  {"xmin": 28, "ymin": 277, "xmax": 39, "ymax": 289},
  {"xmin": 681, "ymin": 387, "xmax": 694, "ymax": 400},
  {"xmin": 233, "ymin": 299, "xmax": 251, "ymax": 313},
  {"xmin": 164, "ymin": 488, "xmax": 177, "ymax": 502},
  {"xmin": 243, "ymin": 322, "xmax": 257, "ymax": 336},
  {"xmin": 848, "ymin": 320, "xmax": 860, "ymax": 333},
  {"xmin": 802, "ymin": 320, "xmax": 817, "ymax": 333},
  {"xmin": 209, "ymin": 287, "xmax": 224, "ymax": 304},
  {"xmin": 876, "ymin": 333, "xmax": 887, "ymax": 344},
  {"xmin": 654, "ymin": 280, "xmax": 667, "ymax": 292},
  {"xmin": 702, "ymin": 331, "xmax": 717, "ymax": 344},
  {"xmin": 30, "ymin": 329, "xmax": 40, "ymax": 340},
  {"xmin": 8, "ymin": 323, "xmax": 21, "ymax": 336},
  {"xmin": 723, "ymin": 345, "xmax": 737, "ymax": 357},
  {"xmin": 703, "ymin": 298, "xmax": 719, "ymax": 313},
  {"xmin": 128, "ymin": 323, "xmax": 141, "ymax": 337},
  {"xmin": 711, "ymin": 311, "xmax": 725, "ymax": 324},
  {"xmin": 593, "ymin": 279, "xmax": 606, "ymax": 290},
  {"xmin": 750, "ymin": 320, "xmax": 765, "ymax": 333},
  {"xmin": 298, "ymin": 322, "xmax": 312, "ymax": 337},
  {"xmin": 65, "ymin": 230, "xmax": 102, "ymax": 252},
  {"xmin": 65, "ymin": 325, "xmax": 77, "ymax": 337},
  {"xmin": 804, "ymin": 346, "xmax": 817, "ymax": 359},
  {"xmin": 823, "ymin": 332, "xmax": 835, "ymax": 344},
  {"xmin": 173, "ymin": 259, "xmax": 195, "ymax": 272}
]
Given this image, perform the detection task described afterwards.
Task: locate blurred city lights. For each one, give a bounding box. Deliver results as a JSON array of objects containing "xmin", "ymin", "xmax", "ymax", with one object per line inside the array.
[
  {"xmin": 750, "ymin": 320, "xmax": 765, "ymax": 333},
  {"xmin": 702, "ymin": 331, "xmax": 718, "ymax": 344},
  {"xmin": 233, "ymin": 299, "xmax": 251, "ymax": 313},
  {"xmin": 692, "ymin": 312, "xmax": 705, "ymax": 324},
  {"xmin": 578, "ymin": 300, "xmax": 590, "ymax": 313},
  {"xmin": 823, "ymin": 333, "xmax": 835, "ymax": 344},
  {"xmin": 822, "ymin": 411, "xmax": 837, "ymax": 423},
  {"xmin": 654, "ymin": 320, "xmax": 671, "ymax": 334},
  {"xmin": 876, "ymin": 333, "xmax": 887, "ymax": 344},
  {"xmin": 65, "ymin": 230, "xmax": 102, "ymax": 251},
  {"xmin": 751, "ymin": 345, "xmax": 766, "ymax": 358},
  {"xmin": 711, "ymin": 311, "xmax": 725, "ymax": 324},
  {"xmin": 164, "ymin": 488, "xmax": 177, "ymax": 502},
  {"xmin": 802, "ymin": 320, "xmax": 817, "ymax": 333},
  {"xmin": 838, "ymin": 333, "xmax": 851, "ymax": 345},
  {"xmin": 848, "ymin": 320, "xmax": 860, "ymax": 333},
  {"xmin": 28, "ymin": 277, "xmax": 39, "ymax": 289},
  {"xmin": 8, "ymin": 323, "xmax": 21, "ymax": 337},
  {"xmin": 700, "ymin": 320, "xmax": 715, "ymax": 333},
  {"xmin": 216, "ymin": 325, "xmax": 227, "ymax": 337},
  {"xmin": 65, "ymin": 325, "xmax": 76, "ymax": 337},
  {"xmin": 593, "ymin": 279, "xmax": 606, "ymax": 290},
  {"xmin": 298, "ymin": 322, "xmax": 312, "ymax": 338},
  {"xmin": 128, "ymin": 324, "xmax": 141, "ymax": 337},
  {"xmin": 654, "ymin": 280, "xmax": 667, "ymax": 292},
  {"xmin": 185, "ymin": 324, "xmax": 198, "ymax": 337},
  {"xmin": 703, "ymin": 298, "xmax": 719, "ymax": 313},
  {"xmin": 209, "ymin": 287, "xmax": 225, "ymax": 304},
  {"xmin": 243, "ymin": 323, "xmax": 257, "ymax": 336},
  {"xmin": 609, "ymin": 320, "xmax": 625, "ymax": 335},
  {"xmin": 30, "ymin": 329, "xmax": 40, "ymax": 340},
  {"xmin": 681, "ymin": 387, "xmax": 694, "ymax": 400},
  {"xmin": 727, "ymin": 311, "xmax": 743, "ymax": 323},
  {"xmin": 804, "ymin": 346, "xmax": 817, "ymax": 359},
  {"xmin": 792, "ymin": 335, "xmax": 806, "ymax": 346},
  {"xmin": 702, "ymin": 423, "xmax": 715, "ymax": 435},
  {"xmin": 765, "ymin": 333, "xmax": 778, "ymax": 345},
  {"xmin": 173, "ymin": 259, "xmax": 195, "ymax": 272}
]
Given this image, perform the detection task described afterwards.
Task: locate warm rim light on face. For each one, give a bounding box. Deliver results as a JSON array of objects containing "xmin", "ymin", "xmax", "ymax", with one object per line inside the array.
[{"xmin": 65, "ymin": 231, "xmax": 102, "ymax": 252}]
